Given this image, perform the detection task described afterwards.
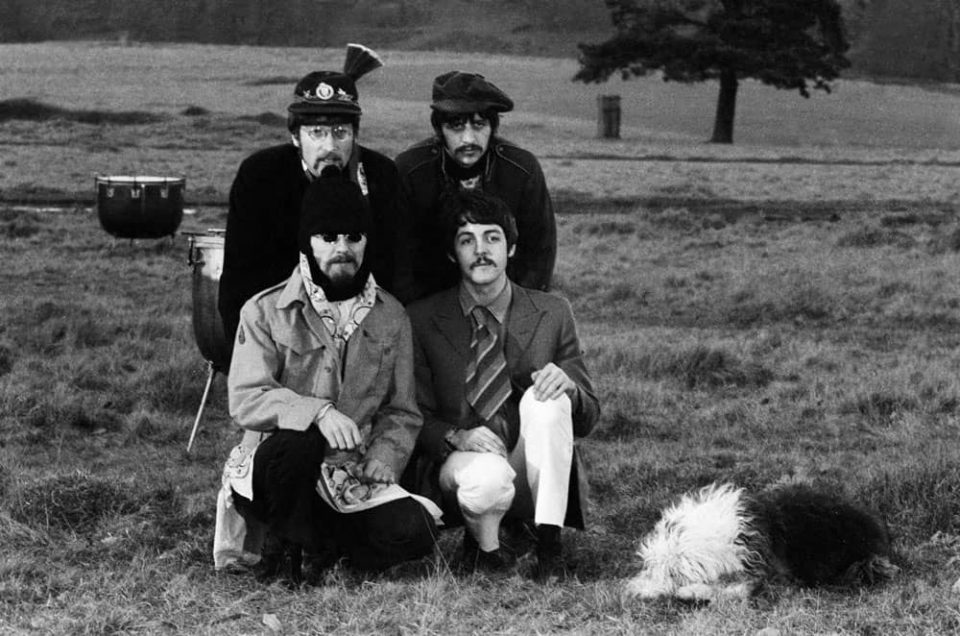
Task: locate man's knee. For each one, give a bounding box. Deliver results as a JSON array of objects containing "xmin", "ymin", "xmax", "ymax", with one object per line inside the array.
[
  {"xmin": 519, "ymin": 389, "xmax": 573, "ymax": 441},
  {"xmin": 446, "ymin": 453, "xmax": 516, "ymax": 516}
]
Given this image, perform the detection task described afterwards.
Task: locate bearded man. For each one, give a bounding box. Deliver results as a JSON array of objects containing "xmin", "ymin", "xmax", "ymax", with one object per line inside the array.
[
  {"xmin": 395, "ymin": 71, "xmax": 556, "ymax": 301},
  {"xmin": 213, "ymin": 168, "xmax": 438, "ymax": 583},
  {"xmin": 219, "ymin": 44, "xmax": 413, "ymax": 359}
]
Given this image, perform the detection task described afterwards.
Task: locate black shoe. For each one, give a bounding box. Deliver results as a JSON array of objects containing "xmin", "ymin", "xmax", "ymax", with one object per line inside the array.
[
  {"xmin": 301, "ymin": 549, "xmax": 338, "ymax": 585},
  {"xmin": 460, "ymin": 532, "xmax": 511, "ymax": 573},
  {"xmin": 254, "ymin": 538, "xmax": 305, "ymax": 585},
  {"xmin": 533, "ymin": 524, "xmax": 567, "ymax": 581}
]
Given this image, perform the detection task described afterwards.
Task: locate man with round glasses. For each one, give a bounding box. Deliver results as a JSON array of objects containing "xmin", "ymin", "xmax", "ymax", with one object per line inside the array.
[{"xmin": 219, "ymin": 45, "xmax": 413, "ymax": 358}]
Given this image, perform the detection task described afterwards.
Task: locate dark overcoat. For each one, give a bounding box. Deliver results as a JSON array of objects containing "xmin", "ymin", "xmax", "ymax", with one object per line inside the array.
[
  {"xmin": 218, "ymin": 143, "xmax": 413, "ymax": 350},
  {"xmin": 395, "ymin": 137, "xmax": 557, "ymax": 301}
]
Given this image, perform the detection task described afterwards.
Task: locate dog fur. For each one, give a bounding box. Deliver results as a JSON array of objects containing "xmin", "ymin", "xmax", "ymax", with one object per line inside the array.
[{"xmin": 625, "ymin": 483, "xmax": 898, "ymax": 602}]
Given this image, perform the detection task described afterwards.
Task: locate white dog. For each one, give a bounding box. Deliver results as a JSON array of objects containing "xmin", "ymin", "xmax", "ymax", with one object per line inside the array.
[{"xmin": 625, "ymin": 483, "xmax": 898, "ymax": 602}]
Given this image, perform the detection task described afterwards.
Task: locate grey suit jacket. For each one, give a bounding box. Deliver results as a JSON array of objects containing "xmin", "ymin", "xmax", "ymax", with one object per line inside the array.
[{"xmin": 405, "ymin": 282, "xmax": 600, "ymax": 528}]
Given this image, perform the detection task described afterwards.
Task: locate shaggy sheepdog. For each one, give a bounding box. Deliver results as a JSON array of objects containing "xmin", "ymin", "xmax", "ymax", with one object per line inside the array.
[{"xmin": 625, "ymin": 483, "xmax": 898, "ymax": 601}]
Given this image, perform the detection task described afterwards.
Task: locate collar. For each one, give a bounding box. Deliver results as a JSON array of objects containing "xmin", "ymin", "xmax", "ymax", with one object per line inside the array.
[
  {"xmin": 299, "ymin": 146, "xmax": 368, "ymax": 196},
  {"xmin": 276, "ymin": 263, "xmax": 378, "ymax": 311},
  {"xmin": 440, "ymin": 143, "xmax": 491, "ymax": 187},
  {"xmin": 458, "ymin": 278, "xmax": 512, "ymax": 325}
]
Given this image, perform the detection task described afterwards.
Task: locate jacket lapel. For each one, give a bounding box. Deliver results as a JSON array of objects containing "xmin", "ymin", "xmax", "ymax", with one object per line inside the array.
[
  {"xmin": 430, "ymin": 288, "xmax": 471, "ymax": 362},
  {"xmin": 276, "ymin": 273, "xmax": 334, "ymax": 354},
  {"xmin": 504, "ymin": 283, "xmax": 545, "ymax": 365}
]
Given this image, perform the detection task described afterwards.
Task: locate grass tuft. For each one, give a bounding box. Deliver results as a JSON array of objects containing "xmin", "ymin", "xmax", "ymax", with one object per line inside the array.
[
  {"xmin": 595, "ymin": 341, "xmax": 773, "ymax": 389},
  {"xmin": 861, "ymin": 464, "xmax": 960, "ymax": 543},
  {"xmin": 12, "ymin": 472, "xmax": 139, "ymax": 534},
  {"xmin": 1, "ymin": 207, "xmax": 41, "ymax": 238},
  {"xmin": 671, "ymin": 346, "xmax": 774, "ymax": 389},
  {"xmin": 0, "ymin": 98, "xmax": 165, "ymax": 125},
  {"xmin": 181, "ymin": 105, "xmax": 209, "ymax": 116},
  {"xmin": 244, "ymin": 75, "xmax": 297, "ymax": 86},
  {"xmin": 929, "ymin": 226, "xmax": 960, "ymax": 253},
  {"xmin": 844, "ymin": 391, "xmax": 921, "ymax": 425},
  {"xmin": 0, "ymin": 344, "xmax": 14, "ymax": 376},
  {"xmin": 143, "ymin": 364, "xmax": 207, "ymax": 415},
  {"xmin": 572, "ymin": 220, "xmax": 636, "ymax": 236},
  {"xmin": 239, "ymin": 112, "xmax": 286, "ymax": 127},
  {"xmin": 726, "ymin": 277, "xmax": 834, "ymax": 326},
  {"xmin": 836, "ymin": 227, "xmax": 917, "ymax": 249}
]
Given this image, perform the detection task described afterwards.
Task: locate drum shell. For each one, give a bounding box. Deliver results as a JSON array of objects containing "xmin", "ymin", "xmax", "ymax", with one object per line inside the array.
[
  {"xmin": 96, "ymin": 176, "xmax": 185, "ymax": 239},
  {"xmin": 187, "ymin": 233, "xmax": 230, "ymax": 371}
]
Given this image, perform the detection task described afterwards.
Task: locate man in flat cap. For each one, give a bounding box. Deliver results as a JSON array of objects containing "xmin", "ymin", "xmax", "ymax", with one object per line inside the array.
[
  {"xmin": 219, "ymin": 44, "xmax": 414, "ymax": 361},
  {"xmin": 395, "ymin": 71, "xmax": 556, "ymax": 301},
  {"xmin": 213, "ymin": 168, "xmax": 440, "ymax": 583}
]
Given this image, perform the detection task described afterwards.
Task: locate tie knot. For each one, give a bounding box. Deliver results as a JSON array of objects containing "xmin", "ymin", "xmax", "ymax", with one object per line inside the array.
[{"xmin": 471, "ymin": 305, "xmax": 491, "ymax": 328}]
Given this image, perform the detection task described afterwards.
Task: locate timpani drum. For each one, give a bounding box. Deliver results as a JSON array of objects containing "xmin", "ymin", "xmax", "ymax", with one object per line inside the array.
[
  {"xmin": 96, "ymin": 175, "xmax": 185, "ymax": 239},
  {"xmin": 186, "ymin": 229, "xmax": 230, "ymax": 372}
]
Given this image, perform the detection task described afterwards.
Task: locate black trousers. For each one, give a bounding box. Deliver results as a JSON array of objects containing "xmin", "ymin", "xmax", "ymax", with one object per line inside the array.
[{"xmin": 233, "ymin": 428, "xmax": 436, "ymax": 571}]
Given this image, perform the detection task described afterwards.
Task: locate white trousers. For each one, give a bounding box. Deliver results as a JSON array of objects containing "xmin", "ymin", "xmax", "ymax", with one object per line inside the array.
[{"xmin": 438, "ymin": 389, "xmax": 573, "ymax": 552}]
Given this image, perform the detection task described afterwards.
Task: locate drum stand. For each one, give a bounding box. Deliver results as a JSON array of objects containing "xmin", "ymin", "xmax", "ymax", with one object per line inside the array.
[{"xmin": 186, "ymin": 359, "xmax": 218, "ymax": 453}]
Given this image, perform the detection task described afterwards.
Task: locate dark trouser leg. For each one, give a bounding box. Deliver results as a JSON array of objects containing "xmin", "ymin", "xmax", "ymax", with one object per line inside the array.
[
  {"xmin": 331, "ymin": 497, "xmax": 438, "ymax": 571},
  {"xmin": 232, "ymin": 428, "xmax": 334, "ymax": 581}
]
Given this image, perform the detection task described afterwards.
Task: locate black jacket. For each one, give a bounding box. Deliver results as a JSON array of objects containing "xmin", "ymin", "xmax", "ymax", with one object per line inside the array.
[
  {"xmin": 394, "ymin": 137, "xmax": 556, "ymax": 301},
  {"xmin": 218, "ymin": 143, "xmax": 412, "ymax": 349}
]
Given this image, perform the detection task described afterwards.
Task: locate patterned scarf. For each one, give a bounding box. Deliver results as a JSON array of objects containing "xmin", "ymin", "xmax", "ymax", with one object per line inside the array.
[{"xmin": 298, "ymin": 253, "xmax": 377, "ymax": 347}]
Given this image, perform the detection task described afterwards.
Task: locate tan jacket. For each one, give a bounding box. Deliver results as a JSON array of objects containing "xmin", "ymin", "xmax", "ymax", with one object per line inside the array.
[{"xmin": 227, "ymin": 270, "xmax": 422, "ymax": 477}]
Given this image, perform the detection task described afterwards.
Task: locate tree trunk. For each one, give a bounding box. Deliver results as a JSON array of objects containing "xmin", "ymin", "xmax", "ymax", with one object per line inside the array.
[{"xmin": 710, "ymin": 69, "xmax": 738, "ymax": 144}]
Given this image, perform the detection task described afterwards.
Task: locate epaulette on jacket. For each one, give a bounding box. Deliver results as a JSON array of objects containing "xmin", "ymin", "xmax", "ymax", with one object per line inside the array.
[{"xmin": 250, "ymin": 280, "xmax": 287, "ymax": 303}]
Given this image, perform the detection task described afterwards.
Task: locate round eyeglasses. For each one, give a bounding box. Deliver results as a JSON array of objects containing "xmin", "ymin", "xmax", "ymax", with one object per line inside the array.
[
  {"xmin": 318, "ymin": 232, "xmax": 365, "ymax": 244},
  {"xmin": 302, "ymin": 124, "xmax": 353, "ymax": 142}
]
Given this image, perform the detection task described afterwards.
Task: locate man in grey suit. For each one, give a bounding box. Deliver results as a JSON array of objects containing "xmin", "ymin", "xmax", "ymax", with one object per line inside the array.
[{"xmin": 404, "ymin": 189, "xmax": 599, "ymax": 579}]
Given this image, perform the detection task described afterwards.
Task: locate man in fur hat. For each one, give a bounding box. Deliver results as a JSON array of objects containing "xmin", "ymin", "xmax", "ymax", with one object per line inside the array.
[
  {"xmin": 395, "ymin": 71, "xmax": 557, "ymax": 301},
  {"xmin": 219, "ymin": 45, "xmax": 414, "ymax": 359},
  {"xmin": 213, "ymin": 168, "xmax": 440, "ymax": 583}
]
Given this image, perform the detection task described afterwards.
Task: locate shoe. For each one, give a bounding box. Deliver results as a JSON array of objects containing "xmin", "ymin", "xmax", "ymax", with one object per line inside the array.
[
  {"xmin": 532, "ymin": 524, "xmax": 567, "ymax": 581},
  {"xmin": 301, "ymin": 549, "xmax": 338, "ymax": 585},
  {"xmin": 460, "ymin": 531, "xmax": 511, "ymax": 573}
]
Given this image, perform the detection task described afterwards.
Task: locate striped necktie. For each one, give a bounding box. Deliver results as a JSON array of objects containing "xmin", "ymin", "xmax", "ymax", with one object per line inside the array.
[{"xmin": 464, "ymin": 305, "xmax": 511, "ymax": 423}]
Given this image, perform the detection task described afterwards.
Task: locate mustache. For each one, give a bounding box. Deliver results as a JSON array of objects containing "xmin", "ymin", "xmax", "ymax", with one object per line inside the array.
[
  {"xmin": 312, "ymin": 154, "xmax": 344, "ymax": 168},
  {"xmin": 454, "ymin": 144, "xmax": 484, "ymax": 155},
  {"xmin": 470, "ymin": 258, "xmax": 495, "ymax": 269},
  {"xmin": 329, "ymin": 255, "xmax": 357, "ymax": 265}
]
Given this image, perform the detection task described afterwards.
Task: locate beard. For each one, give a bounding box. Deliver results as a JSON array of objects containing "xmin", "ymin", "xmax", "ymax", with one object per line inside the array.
[{"xmin": 305, "ymin": 253, "xmax": 371, "ymax": 301}]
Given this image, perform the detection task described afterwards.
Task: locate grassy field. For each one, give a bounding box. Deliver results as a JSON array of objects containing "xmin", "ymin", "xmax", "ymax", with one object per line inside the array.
[{"xmin": 2, "ymin": 42, "xmax": 960, "ymax": 635}]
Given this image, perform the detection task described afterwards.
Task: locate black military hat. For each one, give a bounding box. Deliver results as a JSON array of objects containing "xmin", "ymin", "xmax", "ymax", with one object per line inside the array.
[
  {"xmin": 430, "ymin": 71, "xmax": 514, "ymax": 114},
  {"xmin": 289, "ymin": 71, "xmax": 361, "ymax": 119}
]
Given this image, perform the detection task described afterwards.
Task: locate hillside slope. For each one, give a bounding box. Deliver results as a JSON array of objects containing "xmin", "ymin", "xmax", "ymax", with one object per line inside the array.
[{"xmin": 0, "ymin": 0, "xmax": 957, "ymax": 82}]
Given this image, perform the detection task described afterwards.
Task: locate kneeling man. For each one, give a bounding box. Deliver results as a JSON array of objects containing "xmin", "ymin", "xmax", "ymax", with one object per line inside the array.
[
  {"xmin": 406, "ymin": 190, "xmax": 599, "ymax": 578},
  {"xmin": 214, "ymin": 168, "xmax": 439, "ymax": 582}
]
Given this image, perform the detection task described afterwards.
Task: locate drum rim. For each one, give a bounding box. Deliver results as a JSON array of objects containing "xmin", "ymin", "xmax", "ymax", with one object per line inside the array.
[
  {"xmin": 189, "ymin": 235, "xmax": 226, "ymax": 246},
  {"xmin": 95, "ymin": 175, "xmax": 186, "ymax": 186}
]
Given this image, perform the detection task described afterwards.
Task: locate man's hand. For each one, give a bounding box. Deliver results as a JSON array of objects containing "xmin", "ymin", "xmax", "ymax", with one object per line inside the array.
[
  {"xmin": 317, "ymin": 407, "xmax": 362, "ymax": 450},
  {"xmin": 531, "ymin": 363, "xmax": 576, "ymax": 402},
  {"xmin": 449, "ymin": 426, "xmax": 507, "ymax": 457},
  {"xmin": 357, "ymin": 458, "xmax": 395, "ymax": 484}
]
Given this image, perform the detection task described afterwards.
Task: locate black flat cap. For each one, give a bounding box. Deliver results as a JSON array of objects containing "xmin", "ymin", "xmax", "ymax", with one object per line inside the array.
[{"xmin": 430, "ymin": 71, "xmax": 514, "ymax": 114}]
